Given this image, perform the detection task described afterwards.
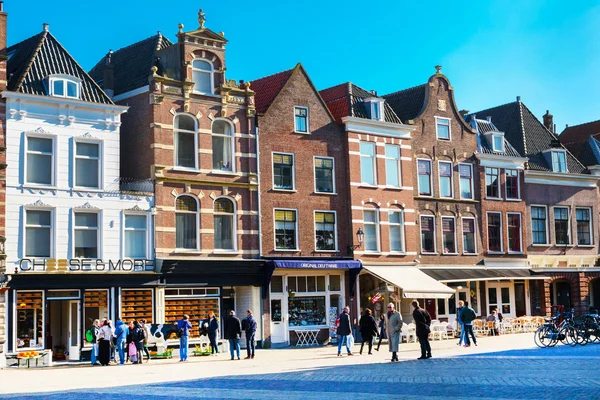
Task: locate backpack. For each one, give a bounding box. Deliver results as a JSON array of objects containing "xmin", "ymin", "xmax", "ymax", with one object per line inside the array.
[
  {"xmin": 134, "ymin": 326, "xmax": 146, "ymax": 342},
  {"xmin": 85, "ymin": 328, "xmax": 94, "ymax": 343}
]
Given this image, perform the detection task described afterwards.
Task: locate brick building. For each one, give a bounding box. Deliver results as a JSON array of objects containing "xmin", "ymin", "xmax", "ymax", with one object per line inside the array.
[
  {"xmin": 89, "ymin": 10, "xmax": 264, "ymax": 343},
  {"xmin": 0, "ymin": 2, "xmax": 7, "ymax": 366}
]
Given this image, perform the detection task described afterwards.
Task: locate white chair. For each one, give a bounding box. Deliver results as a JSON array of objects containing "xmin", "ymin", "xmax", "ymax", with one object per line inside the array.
[
  {"xmin": 431, "ymin": 324, "xmax": 448, "ymax": 341},
  {"xmin": 401, "ymin": 324, "xmax": 411, "ymax": 343},
  {"xmin": 407, "ymin": 323, "xmax": 417, "ymax": 343}
]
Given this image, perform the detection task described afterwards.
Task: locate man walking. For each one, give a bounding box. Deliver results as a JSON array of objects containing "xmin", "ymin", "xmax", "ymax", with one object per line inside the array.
[
  {"xmin": 225, "ymin": 310, "xmax": 242, "ymax": 360},
  {"xmin": 243, "ymin": 310, "xmax": 257, "ymax": 359},
  {"xmin": 457, "ymin": 300, "xmax": 466, "ymax": 346},
  {"xmin": 412, "ymin": 300, "xmax": 432, "ymax": 360},
  {"xmin": 114, "ymin": 316, "xmax": 129, "ymax": 365},
  {"xmin": 177, "ymin": 314, "xmax": 192, "ymax": 361},
  {"xmin": 460, "ymin": 301, "xmax": 477, "ymax": 347},
  {"xmin": 336, "ymin": 306, "xmax": 353, "ymax": 356},
  {"xmin": 384, "ymin": 303, "xmax": 402, "ymax": 362}
]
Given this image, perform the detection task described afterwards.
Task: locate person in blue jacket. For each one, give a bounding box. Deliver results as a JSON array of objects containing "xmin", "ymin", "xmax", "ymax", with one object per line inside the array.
[
  {"xmin": 177, "ymin": 314, "xmax": 193, "ymax": 361},
  {"xmin": 243, "ymin": 310, "xmax": 257, "ymax": 359},
  {"xmin": 113, "ymin": 317, "xmax": 129, "ymax": 365},
  {"xmin": 205, "ymin": 311, "xmax": 220, "ymax": 355}
]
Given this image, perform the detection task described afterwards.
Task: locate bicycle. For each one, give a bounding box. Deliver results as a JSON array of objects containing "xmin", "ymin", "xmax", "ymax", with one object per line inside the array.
[{"xmin": 534, "ymin": 311, "xmax": 578, "ymax": 348}]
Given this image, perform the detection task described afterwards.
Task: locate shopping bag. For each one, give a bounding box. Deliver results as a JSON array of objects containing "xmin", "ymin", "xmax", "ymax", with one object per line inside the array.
[{"xmin": 348, "ymin": 334, "xmax": 354, "ymax": 348}]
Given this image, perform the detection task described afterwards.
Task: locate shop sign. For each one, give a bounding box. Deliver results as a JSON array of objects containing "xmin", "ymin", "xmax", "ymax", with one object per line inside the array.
[
  {"xmin": 371, "ymin": 292, "xmax": 382, "ymax": 303},
  {"xmin": 390, "ymin": 292, "xmax": 401, "ymax": 303},
  {"xmin": 18, "ymin": 258, "xmax": 155, "ymax": 273}
]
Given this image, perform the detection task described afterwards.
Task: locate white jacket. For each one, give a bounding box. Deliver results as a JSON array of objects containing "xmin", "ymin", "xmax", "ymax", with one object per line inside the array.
[{"xmin": 97, "ymin": 325, "xmax": 114, "ymax": 341}]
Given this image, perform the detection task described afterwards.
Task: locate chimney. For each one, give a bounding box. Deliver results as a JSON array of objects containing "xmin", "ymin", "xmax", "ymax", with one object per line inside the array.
[
  {"xmin": 103, "ymin": 50, "xmax": 114, "ymax": 98},
  {"xmin": 486, "ymin": 116, "xmax": 492, "ymax": 123},
  {"xmin": 516, "ymin": 96, "xmax": 521, "ymax": 102},
  {"xmin": 543, "ymin": 110, "xmax": 553, "ymax": 132},
  {"xmin": 370, "ymin": 90, "xmax": 378, "ymax": 96},
  {"xmin": 42, "ymin": 22, "xmax": 49, "ymax": 32}
]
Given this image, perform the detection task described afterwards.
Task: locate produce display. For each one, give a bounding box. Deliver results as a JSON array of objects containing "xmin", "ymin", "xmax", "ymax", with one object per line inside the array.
[{"xmin": 17, "ymin": 351, "xmax": 40, "ymax": 358}]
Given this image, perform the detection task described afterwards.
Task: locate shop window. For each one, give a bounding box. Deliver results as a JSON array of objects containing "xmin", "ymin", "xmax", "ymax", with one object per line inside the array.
[
  {"xmin": 487, "ymin": 212, "xmax": 502, "ymax": 252},
  {"xmin": 436, "ymin": 298, "xmax": 446, "ymax": 315},
  {"xmin": 531, "ymin": 206, "xmax": 548, "ymax": 244},
  {"xmin": 315, "ymin": 211, "xmax": 336, "ymax": 251},
  {"xmin": 360, "ymin": 141, "xmax": 376, "ymax": 185},
  {"xmin": 165, "ymin": 290, "xmax": 219, "ymax": 338},
  {"xmin": 274, "ymin": 209, "xmax": 297, "ymax": 250},
  {"xmin": 192, "ymin": 58, "xmax": 213, "ymax": 94},
  {"xmin": 124, "ymin": 214, "xmax": 148, "ymax": 258},
  {"xmin": 74, "ymin": 141, "xmax": 100, "ymax": 189},
  {"xmin": 25, "ymin": 209, "xmax": 52, "ymax": 257},
  {"xmin": 554, "ymin": 207, "xmax": 570, "ymax": 245},
  {"xmin": 420, "ymin": 215, "xmax": 436, "ymax": 253},
  {"xmin": 458, "ymin": 163, "xmax": 473, "ymax": 199},
  {"xmin": 385, "ymin": 144, "xmax": 401, "ymax": 187},
  {"xmin": 121, "ymin": 289, "xmax": 153, "ymax": 323},
  {"xmin": 505, "ymin": 169, "xmax": 519, "ymax": 199},
  {"xmin": 176, "ymin": 195, "xmax": 199, "ymax": 250},
  {"xmin": 388, "ymin": 211, "xmax": 405, "ymax": 253},
  {"xmin": 507, "ymin": 213, "xmax": 522, "ymax": 252},
  {"xmin": 174, "ymin": 114, "xmax": 198, "ymax": 169},
  {"xmin": 84, "ymin": 290, "xmax": 109, "ymax": 345},
  {"xmin": 576, "ymin": 208, "xmax": 592, "ymax": 245},
  {"xmin": 438, "ymin": 161, "xmax": 453, "ymax": 198},
  {"xmin": 462, "ymin": 218, "xmax": 476, "ymax": 254},
  {"xmin": 214, "ymin": 198, "xmax": 235, "ymax": 251},
  {"xmin": 271, "ymin": 276, "xmax": 284, "ymax": 293},
  {"xmin": 417, "ymin": 159, "xmax": 432, "ymax": 196},
  {"xmin": 442, "ymin": 217, "xmax": 456, "ymax": 254},
  {"xmin": 212, "ymin": 119, "xmax": 234, "ymax": 172},
  {"xmin": 485, "ymin": 167, "xmax": 500, "ymax": 198},
  {"xmin": 288, "ymin": 296, "xmax": 326, "ymax": 327},
  {"xmin": 329, "ymin": 275, "xmax": 341, "ymax": 291},
  {"xmin": 74, "ymin": 212, "xmax": 99, "ymax": 258},
  {"xmin": 314, "ymin": 157, "xmax": 334, "ymax": 193},
  {"xmin": 16, "ymin": 291, "xmax": 44, "ymax": 349},
  {"xmin": 26, "ymin": 136, "xmax": 54, "ymax": 186},
  {"xmin": 273, "ymin": 153, "xmax": 294, "ymax": 190},
  {"xmin": 363, "ymin": 209, "xmax": 379, "ymax": 252},
  {"xmin": 294, "ymin": 106, "xmax": 309, "ymax": 133}
]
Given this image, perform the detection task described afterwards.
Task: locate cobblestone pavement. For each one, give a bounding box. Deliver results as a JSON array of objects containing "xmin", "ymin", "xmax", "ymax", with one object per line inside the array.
[{"xmin": 1, "ymin": 333, "xmax": 599, "ymax": 399}]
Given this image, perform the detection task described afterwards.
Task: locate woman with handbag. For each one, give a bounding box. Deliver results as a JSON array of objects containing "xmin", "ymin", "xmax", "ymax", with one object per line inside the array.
[{"xmin": 358, "ymin": 308, "xmax": 378, "ymax": 355}]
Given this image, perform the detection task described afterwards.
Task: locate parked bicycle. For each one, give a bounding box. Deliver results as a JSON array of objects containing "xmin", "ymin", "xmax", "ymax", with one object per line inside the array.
[{"xmin": 534, "ymin": 311, "xmax": 578, "ymax": 348}]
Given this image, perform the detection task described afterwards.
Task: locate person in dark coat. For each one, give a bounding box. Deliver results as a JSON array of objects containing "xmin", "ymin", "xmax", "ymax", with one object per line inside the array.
[
  {"xmin": 376, "ymin": 314, "xmax": 386, "ymax": 351},
  {"xmin": 204, "ymin": 311, "xmax": 220, "ymax": 355},
  {"xmin": 358, "ymin": 308, "xmax": 378, "ymax": 355},
  {"xmin": 243, "ymin": 310, "xmax": 257, "ymax": 359},
  {"xmin": 412, "ymin": 300, "xmax": 432, "ymax": 360},
  {"xmin": 224, "ymin": 310, "xmax": 242, "ymax": 360},
  {"xmin": 336, "ymin": 306, "xmax": 353, "ymax": 356}
]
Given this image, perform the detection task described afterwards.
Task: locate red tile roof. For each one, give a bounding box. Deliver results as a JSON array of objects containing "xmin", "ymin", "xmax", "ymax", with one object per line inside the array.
[
  {"xmin": 560, "ymin": 119, "xmax": 600, "ymax": 145},
  {"xmin": 248, "ymin": 67, "xmax": 295, "ymax": 114},
  {"xmin": 319, "ymin": 83, "xmax": 350, "ymax": 122}
]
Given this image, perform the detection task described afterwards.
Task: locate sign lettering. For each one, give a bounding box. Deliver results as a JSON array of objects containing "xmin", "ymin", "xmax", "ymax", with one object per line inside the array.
[{"xmin": 18, "ymin": 258, "xmax": 155, "ymax": 273}]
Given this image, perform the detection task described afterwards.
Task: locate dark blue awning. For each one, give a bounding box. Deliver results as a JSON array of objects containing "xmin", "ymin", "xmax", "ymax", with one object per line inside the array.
[{"xmin": 266, "ymin": 259, "xmax": 362, "ymax": 270}]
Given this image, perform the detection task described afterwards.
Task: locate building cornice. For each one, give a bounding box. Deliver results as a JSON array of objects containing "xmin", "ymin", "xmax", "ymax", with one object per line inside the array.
[
  {"xmin": 475, "ymin": 152, "xmax": 528, "ymax": 169},
  {"xmin": 342, "ymin": 116, "xmax": 415, "ymax": 139},
  {"xmin": 1, "ymin": 91, "xmax": 128, "ymax": 113},
  {"xmin": 524, "ymin": 170, "xmax": 600, "ymax": 188}
]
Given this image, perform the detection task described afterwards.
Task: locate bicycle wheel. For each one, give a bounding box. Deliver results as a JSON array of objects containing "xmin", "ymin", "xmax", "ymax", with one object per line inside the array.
[
  {"xmin": 576, "ymin": 326, "xmax": 587, "ymax": 346},
  {"xmin": 534, "ymin": 326, "xmax": 553, "ymax": 348},
  {"xmin": 561, "ymin": 326, "xmax": 578, "ymax": 347}
]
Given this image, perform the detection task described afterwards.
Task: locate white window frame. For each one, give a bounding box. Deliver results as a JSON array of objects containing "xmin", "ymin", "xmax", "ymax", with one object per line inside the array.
[
  {"xmin": 485, "ymin": 167, "xmax": 501, "ymax": 200},
  {"xmin": 441, "ymin": 216, "xmax": 458, "ymax": 254},
  {"xmin": 359, "ymin": 141, "xmax": 377, "ymax": 186},
  {"xmin": 313, "ymin": 156, "xmax": 336, "ymax": 194},
  {"xmin": 492, "ymin": 134, "xmax": 505, "ymax": 152},
  {"xmin": 420, "ymin": 215, "xmax": 437, "ymax": 254},
  {"xmin": 122, "ymin": 212, "xmax": 150, "ymax": 259},
  {"xmin": 551, "ymin": 150, "xmax": 568, "ymax": 173},
  {"xmin": 504, "ymin": 169, "xmax": 520, "ymax": 200},
  {"xmin": 506, "ymin": 212, "xmax": 523, "ymax": 254},
  {"xmin": 313, "ymin": 210, "xmax": 338, "ymax": 252},
  {"xmin": 294, "ymin": 106, "xmax": 310, "ymax": 134},
  {"xmin": 435, "ymin": 116, "xmax": 451, "ymax": 140},
  {"xmin": 13, "ymin": 290, "xmax": 46, "ymax": 351},
  {"xmin": 48, "ymin": 74, "xmax": 81, "ymax": 99},
  {"xmin": 363, "ymin": 209, "xmax": 380, "ymax": 253},
  {"xmin": 272, "ymin": 152, "xmax": 296, "ymax": 191},
  {"xmin": 22, "ymin": 206, "xmax": 55, "ymax": 258},
  {"xmin": 486, "ymin": 211, "xmax": 503, "ymax": 253},
  {"xmin": 458, "ymin": 162, "xmax": 474, "ymax": 200},
  {"xmin": 73, "ymin": 138, "xmax": 103, "ymax": 190},
  {"xmin": 365, "ymin": 98, "xmax": 385, "ymax": 121},
  {"xmin": 274, "ymin": 208, "xmax": 299, "ymax": 251},
  {"xmin": 213, "ymin": 197, "xmax": 238, "ymax": 252},
  {"xmin": 175, "ymin": 194, "xmax": 201, "ymax": 252},
  {"xmin": 24, "ymin": 133, "xmax": 56, "ymax": 187},
  {"xmin": 438, "ymin": 160, "xmax": 454, "ymax": 198},
  {"xmin": 388, "ymin": 209, "xmax": 405, "ymax": 254},
  {"xmin": 191, "ymin": 58, "xmax": 214, "ymax": 95},
  {"xmin": 211, "ymin": 118, "xmax": 236, "ymax": 173},
  {"xmin": 575, "ymin": 207, "xmax": 593, "ymax": 246},
  {"xmin": 384, "ymin": 144, "xmax": 401, "ymax": 188},
  {"xmin": 530, "ymin": 204, "xmax": 549, "ymax": 246},
  {"xmin": 417, "ymin": 158, "xmax": 433, "ymax": 197},
  {"xmin": 554, "ymin": 206, "xmax": 571, "ymax": 245},
  {"xmin": 461, "ymin": 216, "xmax": 477, "ymax": 255},
  {"xmin": 173, "ymin": 113, "xmax": 199, "ymax": 170},
  {"xmin": 72, "ymin": 209, "xmax": 102, "ymax": 259}
]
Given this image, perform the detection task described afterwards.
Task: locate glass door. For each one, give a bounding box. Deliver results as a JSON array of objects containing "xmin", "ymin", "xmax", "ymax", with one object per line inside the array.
[
  {"xmin": 487, "ymin": 283, "xmax": 513, "ymax": 317},
  {"xmin": 514, "ymin": 282, "xmax": 527, "ymax": 317},
  {"xmin": 68, "ymin": 301, "xmax": 81, "ymax": 360},
  {"xmin": 270, "ymin": 297, "xmax": 287, "ymax": 344}
]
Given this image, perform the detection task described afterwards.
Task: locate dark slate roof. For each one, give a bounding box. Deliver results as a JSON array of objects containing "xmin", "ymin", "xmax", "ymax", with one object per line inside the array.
[
  {"xmin": 470, "ymin": 101, "xmax": 586, "ymax": 174},
  {"xmin": 248, "ymin": 67, "xmax": 294, "ymax": 114},
  {"xmin": 470, "ymin": 118, "xmax": 522, "ymax": 158},
  {"xmin": 89, "ymin": 33, "xmax": 173, "ymax": 96},
  {"xmin": 560, "ymin": 119, "xmax": 600, "ymax": 145},
  {"xmin": 320, "ymin": 82, "xmax": 402, "ymax": 124},
  {"xmin": 382, "ymin": 84, "xmax": 427, "ymax": 122},
  {"xmin": 7, "ymin": 30, "xmax": 113, "ymax": 104},
  {"xmin": 563, "ymin": 137, "xmax": 600, "ymax": 167}
]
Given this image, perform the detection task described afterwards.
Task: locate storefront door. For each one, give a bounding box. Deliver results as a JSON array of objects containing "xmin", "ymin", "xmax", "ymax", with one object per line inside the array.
[
  {"xmin": 68, "ymin": 301, "xmax": 81, "ymax": 360},
  {"xmin": 487, "ymin": 282, "xmax": 514, "ymax": 316},
  {"xmin": 514, "ymin": 282, "xmax": 527, "ymax": 317},
  {"xmin": 270, "ymin": 296, "xmax": 287, "ymax": 344}
]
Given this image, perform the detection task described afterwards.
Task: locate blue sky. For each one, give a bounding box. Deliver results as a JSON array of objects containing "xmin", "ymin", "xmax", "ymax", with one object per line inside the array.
[{"xmin": 5, "ymin": 1, "xmax": 600, "ymax": 131}]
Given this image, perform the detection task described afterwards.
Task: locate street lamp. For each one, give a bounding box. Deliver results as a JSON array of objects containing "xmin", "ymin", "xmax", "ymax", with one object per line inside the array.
[{"xmin": 348, "ymin": 227, "xmax": 364, "ymax": 254}]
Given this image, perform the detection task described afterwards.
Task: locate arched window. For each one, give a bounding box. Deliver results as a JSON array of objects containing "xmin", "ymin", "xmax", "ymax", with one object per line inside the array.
[
  {"xmin": 192, "ymin": 59, "xmax": 213, "ymax": 94},
  {"xmin": 212, "ymin": 119, "xmax": 234, "ymax": 172},
  {"xmin": 174, "ymin": 114, "xmax": 197, "ymax": 169},
  {"xmin": 214, "ymin": 198, "xmax": 235, "ymax": 250},
  {"xmin": 176, "ymin": 195, "xmax": 199, "ymax": 250}
]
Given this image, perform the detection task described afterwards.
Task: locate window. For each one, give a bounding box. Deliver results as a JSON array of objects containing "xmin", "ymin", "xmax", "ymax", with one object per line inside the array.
[
  {"xmin": 212, "ymin": 119, "xmax": 234, "ymax": 172},
  {"xmin": 360, "ymin": 142, "xmax": 376, "ymax": 185},
  {"xmin": 363, "ymin": 209, "xmax": 379, "ymax": 252},
  {"xmin": 551, "ymin": 151, "xmax": 567, "ymax": 172},
  {"xmin": 531, "ymin": 206, "xmax": 548, "ymax": 245},
  {"xmin": 385, "ymin": 145, "xmax": 401, "ymax": 187},
  {"xmin": 459, "ymin": 164, "xmax": 473, "ymax": 199},
  {"xmin": 492, "ymin": 135, "xmax": 504, "ymax": 152},
  {"xmin": 273, "ymin": 153, "xmax": 294, "ymax": 190},
  {"xmin": 439, "ymin": 161, "xmax": 453, "ymax": 198},
  {"xmin": 366, "ymin": 100, "xmax": 384, "ymax": 121},
  {"xmin": 417, "ymin": 159, "xmax": 432, "ymax": 196},
  {"xmin": 49, "ymin": 76, "xmax": 80, "ymax": 99},
  {"xmin": 420, "ymin": 215, "xmax": 436, "ymax": 253},
  {"xmin": 176, "ymin": 195, "xmax": 199, "ymax": 250},
  {"xmin": 25, "ymin": 210, "xmax": 52, "ymax": 257},
  {"xmin": 487, "ymin": 212, "xmax": 502, "ymax": 252},
  {"xmin": 214, "ymin": 198, "xmax": 235, "ymax": 250},
  {"xmin": 436, "ymin": 117, "xmax": 451, "ymax": 140},
  {"xmin": 442, "ymin": 217, "xmax": 457, "ymax": 254},
  {"xmin": 507, "ymin": 213, "xmax": 522, "ymax": 253},
  {"xmin": 485, "ymin": 167, "xmax": 500, "ymax": 198},
  {"xmin": 294, "ymin": 106, "xmax": 309, "ymax": 133},
  {"xmin": 15, "ymin": 291, "xmax": 43, "ymax": 349},
  {"xmin": 124, "ymin": 214, "xmax": 147, "ymax": 258},
  {"xmin": 388, "ymin": 211, "xmax": 405, "ymax": 253},
  {"xmin": 275, "ymin": 209, "xmax": 297, "ymax": 250},
  {"xmin": 462, "ymin": 218, "xmax": 476, "ymax": 254},
  {"xmin": 314, "ymin": 157, "xmax": 334, "ymax": 193},
  {"xmin": 576, "ymin": 208, "xmax": 592, "ymax": 245},
  {"xmin": 74, "ymin": 141, "xmax": 100, "ymax": 189},
  {"xmin": 192, "ymin": 59, "xmax": 213, "ymax": 94},
  {"xmin": 505, "ymin": 169, "xmax": 519, "ymax": 200},
  {"xmin": 74, "ymin": 212, "xmax": 99, "ymax": 258},
  {"xmin": 174, "ymin": 114, "xmax": 197, "ymax": 169},
  {"xmin": 554, "ymin": 207, "xmax": 570, "ymax": 245},
  {"xmin": 26, "ymin": 136, "xmax": 54, "ymax": 185},
  {"xmin": 315, "ymin": 212, "xmax": 336, "ymax": 251}
]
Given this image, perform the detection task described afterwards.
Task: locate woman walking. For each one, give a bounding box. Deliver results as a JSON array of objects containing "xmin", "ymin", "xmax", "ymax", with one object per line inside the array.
[
  {"xmin": 358, "ymin": 308, "xmax": 378, "ymax": 355},
  {"xmin": 97, "ymin": 319, "xmax": 113, "ymax": 366},
  {"xmin": 376, "ymin": 314, "xmax": 386, "ymax": 351}
]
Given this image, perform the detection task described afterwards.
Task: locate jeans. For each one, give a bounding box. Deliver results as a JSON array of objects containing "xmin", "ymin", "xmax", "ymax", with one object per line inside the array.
[
  {"xmin": 117, "ymin": 340, "xmax": 126, "ymax": 364},
  {"xmin": 229, "ymin": 338, "xmax": 240, "ymax": 359},
  {"xmin": 418, "ymin": 334, "xmax": 431, "ymax": 357},
  {"xmin": 208, "ymin": 331, "xmax": 219, "ymax": 354},
  {"xmin": 337, "ymin": 335, "xmax": 351, "ymax": 354},
  {"xmin": 180, "ymin": 335, "xmax": 189, "ymax": 361},
  {"xmin": 246, "ymin": 333, "xmax": 255, "ymax": 357},
  {"xmin": 464, "ymin": 324, "xmax": 476, "ymax": 345},
  {"xmin": 143, "ymin": 344, "xmax": 150, "ymax": 361},
  {"xmin": 458, "ymin": 322, "xmax": 466, "ymax": 345},
  {"xmin": 91, "ymin": 343, "xmax": 98, "ymax": 364}
]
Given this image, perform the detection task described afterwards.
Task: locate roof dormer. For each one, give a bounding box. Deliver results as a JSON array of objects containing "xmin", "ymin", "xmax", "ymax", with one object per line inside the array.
[
  {"xmin": 483, "ymin": 130, "xmax": 505, "ymax": 153},
  {"xmin": 48, "ymin": 74, "xmax": 81, "ymax": 99},
  {"xmin": 364, "ymin": 97, "xmax": 385, "ymax": 121}
]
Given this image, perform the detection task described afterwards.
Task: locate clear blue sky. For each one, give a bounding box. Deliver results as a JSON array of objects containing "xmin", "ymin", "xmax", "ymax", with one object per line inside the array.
[{"xmin": 5, "ymin": 1, "xmax": 600, "ymax": 131}]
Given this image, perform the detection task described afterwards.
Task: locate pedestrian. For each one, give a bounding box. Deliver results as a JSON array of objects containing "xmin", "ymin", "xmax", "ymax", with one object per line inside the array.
[
  {"xmin": 88, "ymin": 319, "xmax": 100, "ymax": 365},
  {"xmin": 140, "ymin": 319, "xmax": 151, "ymax": 363},
  {"xmin": 107, "ymin": 319, "xmax": 117, "ymax": 363},
  {"xmin": 177, "ymin": 314, "xmax": 192, "ymax": 362},
  {"xmin": 114, "ymin": 316, "xmax": 129, "ymax": 365},
  {"xmin": 411, "ymin": 300, "xmax": 432, "ymax": 360},
  {"xmin": 460, "ymin": 301, "xmax": 477, "ymax": 347},
  {"xmin": 384, "ymin": 303, "xmax": 402, "ymax": 362},
  {"xmin": 243, "ymin": 310, "xmax": 257, "ymax": 359},
  {"xmin": 204, "ymin": 311, "xmax": 219, "ymax": 355},
  {"xmin": 358, "ymin": 308, "xmax": 378, "ymax": 355},
  {"xmin": 487, "ymin": 309, "xmax": 500, "ymax": 336},
  {"xmin": 376, "ymin": 314, "xmax": 386, "ymax": 351},
  {"xmin": 97, "ymin": 319, "xmax": 113, "ymax": 366},
  {"xmin": 456, "ymin": 300, "xmax": 466, "ymax": 346},
  {"xmin": 126, "ymin": 321, "xmax": 136, "ymax": 363},
  {"xmin": 131, "ymin": 319, "xmax": 146, "ymax": 363},
  {"xmin": 336, "ymin": 306, "xmax": 353, "ymax": 356},
  {"xmin": 224, "ymin": 310, "xmax": 242, "ymax": 360}
]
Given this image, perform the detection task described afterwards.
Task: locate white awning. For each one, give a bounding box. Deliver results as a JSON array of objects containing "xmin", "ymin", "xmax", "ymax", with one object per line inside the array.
[{"xmin": 363, "ymin": 265, "xmax": 455, "ymax": 299}]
